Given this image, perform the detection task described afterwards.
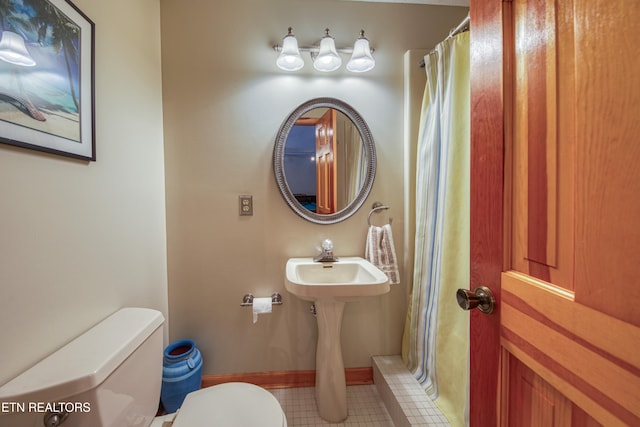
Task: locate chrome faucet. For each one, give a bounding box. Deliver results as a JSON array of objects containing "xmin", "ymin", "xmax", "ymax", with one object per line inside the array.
[{"xmin": 314, "ymin": 239, "xmax": 338, "ymax": 262}]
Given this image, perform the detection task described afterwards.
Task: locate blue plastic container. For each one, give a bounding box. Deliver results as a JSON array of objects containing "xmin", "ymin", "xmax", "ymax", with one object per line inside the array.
[{"xmin": 160, "ymin": 339, "xmax": 203, "ymax": 413}]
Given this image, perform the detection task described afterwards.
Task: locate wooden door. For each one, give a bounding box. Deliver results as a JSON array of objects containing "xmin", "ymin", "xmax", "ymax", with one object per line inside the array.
[
  {"xmin": 470, "ymin": 1, "xmax": 640, "ymax": 426},
  {"xmin": 315, "ymin": 109, "xmax": 337, "ymax": 214}
]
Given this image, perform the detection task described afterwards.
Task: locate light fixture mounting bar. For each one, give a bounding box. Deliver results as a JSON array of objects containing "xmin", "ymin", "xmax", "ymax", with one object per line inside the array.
[{"xmin": 273, "ymin": 44, "xmax": 374, "ymax": 55}]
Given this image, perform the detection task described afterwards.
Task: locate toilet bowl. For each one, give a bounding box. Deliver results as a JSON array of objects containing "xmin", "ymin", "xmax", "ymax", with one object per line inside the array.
[{"xmin": 0, "ymin": 308, "xmax": 287, "ymax": 427}]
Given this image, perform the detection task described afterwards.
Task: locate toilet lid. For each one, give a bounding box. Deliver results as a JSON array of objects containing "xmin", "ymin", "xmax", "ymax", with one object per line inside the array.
[{"xmin": 171, "ymin": 382, "xmax": 287, "ymax": 427}]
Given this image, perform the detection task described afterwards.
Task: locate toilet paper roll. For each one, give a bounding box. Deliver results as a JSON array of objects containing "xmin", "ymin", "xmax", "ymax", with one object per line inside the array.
[{"xmin": 252, "ymin": 297, "xmax": 272, "ymax": 324}]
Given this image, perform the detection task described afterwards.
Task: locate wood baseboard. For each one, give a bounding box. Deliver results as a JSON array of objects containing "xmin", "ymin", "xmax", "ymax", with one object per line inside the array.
[{"xmin": 201, "ymin": 367, "xmax": 373, "ymax": 390}]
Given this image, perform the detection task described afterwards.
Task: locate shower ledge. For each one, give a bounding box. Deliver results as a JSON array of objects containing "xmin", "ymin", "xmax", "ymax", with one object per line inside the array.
[{"xmin": 372, "ymin": 355, "xmax": 451, "ymax": 427}]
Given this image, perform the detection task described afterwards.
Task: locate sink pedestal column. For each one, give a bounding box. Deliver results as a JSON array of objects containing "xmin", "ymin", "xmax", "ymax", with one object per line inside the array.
[{"xmin": 314, "ymin": 300, "xmax": 347, "ymax": 422}]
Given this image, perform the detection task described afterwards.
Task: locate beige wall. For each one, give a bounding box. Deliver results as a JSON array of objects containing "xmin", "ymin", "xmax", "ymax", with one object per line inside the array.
[
  {"xmin": 161, "ymin": 0, "xmax": 467, "ymax": 374},
  {"xmin": 0, "ymin": 0, "xmax": 168, "ymax": 385}
]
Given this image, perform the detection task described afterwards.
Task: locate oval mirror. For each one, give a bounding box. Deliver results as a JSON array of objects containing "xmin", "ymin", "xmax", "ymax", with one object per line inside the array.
[{"xmin": 273, "ymin": 98, "xmax": 376, "ymax": 224}]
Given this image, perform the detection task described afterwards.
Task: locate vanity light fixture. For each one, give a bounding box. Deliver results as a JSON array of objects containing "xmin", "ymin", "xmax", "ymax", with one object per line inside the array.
[
  {"xmin": 273, "ymin": 27, "xmax": 375, "ymax": 73},
  {"xmin": 346, "ymin": 30, "xmax": 375, "ymax": 73},
  {"xmin": 275, "ymin": 27, "xmax": 304, "ymax": 71},
  {"xmin": 313, "ymin": 29, "xmax": 342, "ymax": 72}
]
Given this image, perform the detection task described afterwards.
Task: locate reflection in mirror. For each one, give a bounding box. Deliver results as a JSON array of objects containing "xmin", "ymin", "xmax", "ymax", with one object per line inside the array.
[
  {"xmin": 283, "ymin": 108, "xmax": 366, "ymax": 213},
  {"xmin": 274, "ymin": 98, "xmax": 376, "ymax": 224}
]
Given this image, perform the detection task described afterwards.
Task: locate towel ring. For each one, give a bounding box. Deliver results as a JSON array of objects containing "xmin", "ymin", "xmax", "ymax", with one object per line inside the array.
[{"xmin": 367, "ymin": 202, "xmax": 392, "ymax": 226}]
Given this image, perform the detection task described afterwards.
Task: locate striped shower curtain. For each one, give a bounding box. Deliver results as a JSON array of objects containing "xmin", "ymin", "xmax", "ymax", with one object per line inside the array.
[{"xmin": 401, "ymin": 31, "xmax": 470, "ymax": 427}]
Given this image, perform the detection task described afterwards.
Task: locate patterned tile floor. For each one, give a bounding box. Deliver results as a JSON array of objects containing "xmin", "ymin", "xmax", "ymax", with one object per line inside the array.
[
  {"xmin": 270, "ymin": 385, "xmax": 394, "ymax": 426},
  {"xmin": 152, "ymin": 357, "xmax": 452, "ymax": 427}
]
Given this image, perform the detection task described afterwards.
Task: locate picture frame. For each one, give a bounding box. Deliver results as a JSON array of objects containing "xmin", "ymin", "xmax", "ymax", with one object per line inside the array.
[{"xmin": 0, "ymin": 0, "xmax": 95, "ymax": 161}]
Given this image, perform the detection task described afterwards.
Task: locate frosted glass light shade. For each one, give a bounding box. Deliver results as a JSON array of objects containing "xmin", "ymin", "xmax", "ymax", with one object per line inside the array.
[
  {"xmin": 276, "ymin": 33, "xmax": 304, "ymax": 71},
  {"xmin": 346, "ymin": 35, "xmax": 375, "ymax": 73},
  {"xmin": 0, "ymin": 31, "xmax": 36, "ymax": 67},
  {"xmin": 313, "ymin": 34, "xmax": 342, "ymax": 72}
]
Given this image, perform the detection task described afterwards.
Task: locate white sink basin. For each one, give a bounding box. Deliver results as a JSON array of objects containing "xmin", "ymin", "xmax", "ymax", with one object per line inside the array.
[{"xmin": 285, "ymin": 257, "xmax": 390, "ymax": 301}]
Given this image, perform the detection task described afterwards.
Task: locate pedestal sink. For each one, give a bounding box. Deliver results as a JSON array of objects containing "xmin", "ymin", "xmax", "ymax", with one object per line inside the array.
[{"xmin": 284, "ymin": 257, "xmax": 390, "ymax": 422}]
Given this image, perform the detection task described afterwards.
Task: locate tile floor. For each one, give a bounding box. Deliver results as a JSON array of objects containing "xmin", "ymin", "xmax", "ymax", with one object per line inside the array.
[
  {"xmin": 153, "ymin": 356, "xmax": 452, "ymax": 427},
  {"xmin": 269, "ymin": 385, "xmax": 394, "ymax": 426},
  {"xmin": 270, "ymin": 355, "xmax": 452, "ymax": 426}
]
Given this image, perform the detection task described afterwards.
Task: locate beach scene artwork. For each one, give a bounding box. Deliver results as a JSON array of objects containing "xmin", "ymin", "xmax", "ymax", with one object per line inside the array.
[{"xmin": 0, "ymin": 0, "xmax": 93, "ymax": 159}]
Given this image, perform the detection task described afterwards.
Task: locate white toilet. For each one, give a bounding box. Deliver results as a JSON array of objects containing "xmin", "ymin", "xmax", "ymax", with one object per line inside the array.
[{"xmin": 0, "ymin": 308, "xmax": 287, "ymax": 427}]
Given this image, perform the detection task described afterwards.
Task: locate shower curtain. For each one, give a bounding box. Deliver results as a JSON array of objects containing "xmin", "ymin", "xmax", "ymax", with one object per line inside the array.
[{"xmin": 401, "ymin": 31, "xmax": 470, "ymax": 427}]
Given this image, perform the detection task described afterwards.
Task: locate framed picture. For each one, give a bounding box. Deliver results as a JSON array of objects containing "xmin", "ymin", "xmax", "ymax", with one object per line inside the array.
[{"xmin": 0, "ymin": 0, "xmax": 95, "ymax": 160}]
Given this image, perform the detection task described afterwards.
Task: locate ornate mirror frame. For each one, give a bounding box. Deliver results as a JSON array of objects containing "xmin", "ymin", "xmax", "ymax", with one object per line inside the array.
[{"xmin": 273, "ymin": 97, "xmax": 377, "ymax": 224}]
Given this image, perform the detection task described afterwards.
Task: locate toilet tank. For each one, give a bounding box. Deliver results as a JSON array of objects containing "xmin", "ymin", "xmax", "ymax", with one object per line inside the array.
[{"xmin": 0, "ymin": 308, "xmax": 165, "ymax": 427}]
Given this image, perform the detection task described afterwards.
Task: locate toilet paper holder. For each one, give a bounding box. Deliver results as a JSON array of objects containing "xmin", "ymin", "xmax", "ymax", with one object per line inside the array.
[{"xmin": 240, "ymin": 293, "xmax": 283, "ymax": 307}]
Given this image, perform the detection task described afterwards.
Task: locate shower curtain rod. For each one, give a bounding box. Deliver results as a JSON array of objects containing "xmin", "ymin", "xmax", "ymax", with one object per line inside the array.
[{"xmin": 419, "ymin": 13, "xmax": 470, "ymax": 68}]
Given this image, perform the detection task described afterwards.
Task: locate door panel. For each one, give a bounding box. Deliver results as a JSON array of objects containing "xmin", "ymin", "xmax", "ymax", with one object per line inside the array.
[
  {"xmin": 501, "ymin": 272, "xmax": 640, "ymax": 426},
  {"xmin": 470, "ymin": 0, "xmax": 640, "ymax": 425},
  {"xmin": 507, "ymin": 354, "xmax": 571, "ymax": 427},
  {"xmin": 315, "ymin": 109, "xmax": 337, "ymax": 214},
  {"xmin": 573, "ymin": 1, "xmax": 640, "ymax": 326},
  {"xmin": 505, "ymin": 0, "xmax": 640, "ymax": 423},
  {"xmin": 511, "ymin": 0, "xmax": 574, "ymax": 287}
]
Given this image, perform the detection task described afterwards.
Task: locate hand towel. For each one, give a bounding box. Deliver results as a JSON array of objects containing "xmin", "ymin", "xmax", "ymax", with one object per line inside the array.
[{"xmin": 365, "ymin": 223, "xmax": 400, "ymax": 284}]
